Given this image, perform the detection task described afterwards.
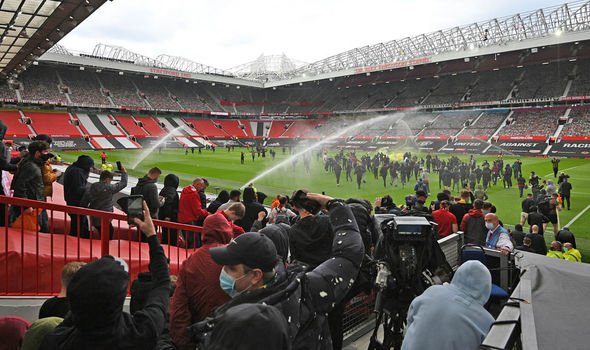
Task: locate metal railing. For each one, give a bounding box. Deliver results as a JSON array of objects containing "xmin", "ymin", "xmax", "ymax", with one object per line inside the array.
[{"xmin": 0, "ymin": 195, "xmax": 202, "ymax": 295}]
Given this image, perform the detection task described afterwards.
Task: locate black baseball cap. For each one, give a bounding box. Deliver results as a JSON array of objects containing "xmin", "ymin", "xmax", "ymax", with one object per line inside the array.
[{"xmin": 210, "ymin": 232, "xmax": 277, "ymax": 272}]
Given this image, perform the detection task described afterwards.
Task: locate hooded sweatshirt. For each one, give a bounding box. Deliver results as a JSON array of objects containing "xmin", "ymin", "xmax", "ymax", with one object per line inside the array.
[
  {"xmin": 289, "ymin": 214, "xmax": 334, "ymax": 267},
  {"xmin": 80, "ymin": 172, "xmax": 128, "ymax": 227},
  {"xmin": 158, "ymin": 174, "xmax": 179, "ymax": 221},
  {"xmin": 461, "ymin": 208, "xmax": 486, "ymax": 245},
  {"xmin": 40, "ymin": 235, "xmax": 170, "ymax": 350},
  {"xmin": 131, "ymin": 176, "xmax": 160, "ymax": 217},
  {"xmin": 177, "ymin": 184, "xmax": 209, "ymax": 224},
  {"xmin": 169, "ymin": 212, "xmax": 235, "ymax": 350},
  {"xmin": 63, "ymin": 155, "xmax": 94, "ymax": 207},
  {"xmin": 402, "ymin": 260, "xmax": 494, "ymax": 350}
]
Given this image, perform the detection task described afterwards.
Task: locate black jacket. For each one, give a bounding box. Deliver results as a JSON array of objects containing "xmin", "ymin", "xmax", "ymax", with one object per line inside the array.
[
  {"xmin": 63, "ymin": 156, "xmax": 94, "ymax": 207},
  {"xmin": 158, "ymin": 174, "xmax": 179, "ymax": 221},
  {"xmin": 132, "ymin": 176, "xmax": 160, "ymax": 217},
  {"xmin": 0, "ymin": 121, "xmax": 17, "ymax": 174},
  {"xmin": 40, "ymin": 235, "xmax": 170, "ymax": 350},
  {"xmin": 234, "ymin": 200, "xmax": 266, "ymax": 232},
  {"xmin": 11, "ymin": 155, "xmax": 44, "ymax": 201},
  {"xmin": 195, "ymin": 202, "xmax": 364, "ymax": 350}
]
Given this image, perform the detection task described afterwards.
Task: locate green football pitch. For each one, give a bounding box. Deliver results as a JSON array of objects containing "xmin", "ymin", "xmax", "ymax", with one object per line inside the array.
[{"xmin": 59, "ymin": 148, "xmax": 590, "ymax": 262}]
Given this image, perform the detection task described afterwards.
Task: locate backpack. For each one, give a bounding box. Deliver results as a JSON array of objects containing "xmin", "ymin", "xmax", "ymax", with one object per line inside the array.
[{"xmin": 274, "ymin": 208, "xmax": 290, "ymax": 225}]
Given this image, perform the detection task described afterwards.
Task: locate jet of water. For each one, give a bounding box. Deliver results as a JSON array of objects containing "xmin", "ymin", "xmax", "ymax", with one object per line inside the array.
[
  {"xmin": 130, "ymin": 126, "xmax": 184, "ymax": 169},
  {"xmin": 241, "ymin": 112, "xmax": 413, "ymax": 188}
]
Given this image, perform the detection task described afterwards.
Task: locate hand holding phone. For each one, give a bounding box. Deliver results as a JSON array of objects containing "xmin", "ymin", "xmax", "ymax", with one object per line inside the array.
[
  {"xmin": 133, "ymin": 201, "xmax": 156, "ymax": 238},
  {"xmin": 127, "ymin": 195, "xmax": 145, "ymax": 225}
]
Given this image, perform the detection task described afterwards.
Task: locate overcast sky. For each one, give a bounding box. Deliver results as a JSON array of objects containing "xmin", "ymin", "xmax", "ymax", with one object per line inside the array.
[{"xmin": 59, "ymin": 0, "xmax": 565, "ymax": 70}]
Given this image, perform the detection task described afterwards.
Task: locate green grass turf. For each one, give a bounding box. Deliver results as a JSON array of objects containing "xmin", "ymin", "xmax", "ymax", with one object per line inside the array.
[{"xmin": 58, "ymin": 148, "xmax": 590, "ymax": 262}]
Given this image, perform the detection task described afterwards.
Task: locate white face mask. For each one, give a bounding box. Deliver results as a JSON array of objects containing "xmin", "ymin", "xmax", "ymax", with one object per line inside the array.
[{"xmin": 485, "ymin": 222, "xmax": 495, "ymax": 230}]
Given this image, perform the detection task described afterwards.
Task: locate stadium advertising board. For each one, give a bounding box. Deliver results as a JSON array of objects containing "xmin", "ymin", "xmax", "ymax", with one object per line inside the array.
[
  {"xmin": 440, "ymin": 139, "xmax": 489, "ymax": 153},
  {"xmin": 548, "ymin": 141, "xmax": 590, "ymax": 157},
  {"xmin": 13, "ymin": 138, "xmax": 92, "ymax": 150},
  {"xmin": 414, "ymin": 139, "xmax": 447, "ymax": 152},
  {"xmin": 489, "ymin": 140, "xmax": 547, "ymax": 155}
]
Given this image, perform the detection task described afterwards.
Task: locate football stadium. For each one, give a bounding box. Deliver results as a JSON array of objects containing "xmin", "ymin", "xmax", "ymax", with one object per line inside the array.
[{"xmin": 1, "ymin": 0, "xmax": 590, "ymax": 349}]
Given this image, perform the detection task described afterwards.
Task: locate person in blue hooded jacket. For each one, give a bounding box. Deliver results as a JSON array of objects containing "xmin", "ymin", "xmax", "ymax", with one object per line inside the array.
[{"xmin": 402, "ymin": 260, "xmax": 494, "ymax": 350}]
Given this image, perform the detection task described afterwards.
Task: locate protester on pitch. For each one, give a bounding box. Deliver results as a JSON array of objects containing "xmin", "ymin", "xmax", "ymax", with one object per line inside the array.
[{"xmin": 40, "ymin": 201, "xmax": 170, "ymax": 350}]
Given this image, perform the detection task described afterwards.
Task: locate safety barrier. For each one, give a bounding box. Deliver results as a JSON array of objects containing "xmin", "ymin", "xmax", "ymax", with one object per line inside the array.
[{"xmin": 0, "ymin": 195, "xmax": 202, "ymax": 295}]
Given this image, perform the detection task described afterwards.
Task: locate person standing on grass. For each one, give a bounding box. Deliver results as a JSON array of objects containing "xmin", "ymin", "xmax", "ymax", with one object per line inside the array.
[
  {"xmin": 551, "ymin": 157, "xmax": 560, "ymax": 178},
  {"xmin": 558, "ymin": 177, "xmax": 572, "ymax": 211}
]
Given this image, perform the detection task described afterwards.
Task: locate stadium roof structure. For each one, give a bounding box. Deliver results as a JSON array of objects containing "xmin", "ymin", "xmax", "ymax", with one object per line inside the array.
[
  {"xmin": 228, "ymin": 54, "xmax": 308, "ymax": 81},
  {"xmin": 0, "ymin": 0, "xmax": 107, "ymax": 79},
  {"xmin": 39, "ymin": 0, "xmax": 590, "ymax": 88}
]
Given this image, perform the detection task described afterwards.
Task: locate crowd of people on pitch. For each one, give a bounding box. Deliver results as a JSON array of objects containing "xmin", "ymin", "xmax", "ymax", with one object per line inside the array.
[{"xmin": 0, "ymin": 122, "xmax": 582, "ymax": 350}]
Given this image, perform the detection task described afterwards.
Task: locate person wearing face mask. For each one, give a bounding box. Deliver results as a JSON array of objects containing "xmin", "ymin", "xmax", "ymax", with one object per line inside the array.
[
  {"xmin": 169, "ymin": 202, "xmax": 246, "ymax": 350},
  {"xmin": 193, "ymin": 193, "xmax": 363, "ymax": 350},
  {"xmin": 9, "ymin": 140, "xmax": 50, "ymax": 225},
  {"xmin": 484, "ymin": 213, "xmax": 513, "ymax": 255}
]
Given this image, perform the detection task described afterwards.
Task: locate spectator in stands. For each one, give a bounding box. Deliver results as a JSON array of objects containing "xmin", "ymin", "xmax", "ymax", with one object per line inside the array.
[
  {"xmin": 460, "ymin": 199, "xmax": 486, "ymax": 245},
  {"xmin": 21, "ymin": 317, "xmax": 63, "ymax": 350},
  {"xmin": 0, "ymin": 120, "xmax": 17, "ymax": 227},
  {"xmin": 206, "ymin": 303, "xmax": 290, "ymax": 350},
  {"xmin": 555, "ymin": 226, "xmax": 576, "ymax": 248},
  {"xmin": 268, "ymin": 195, "xmax": 296, "ymax": 225},
  {"xmin": 178, "ymin": 178, "xmax": 209, "ymax": 247},
  {"xmin": 0, "ymin": 316, "xmax": 31, "ymax": 350},
  {"xmin": 511, "ymin": 224, "xmax": 526, "ymax": 247},
  {"xmin": 234, "ymin": 187, "xmax": 266, "ymax": 232},
  {"xmin": 558, "ymin": 177, "xmax": 572, "ymax": 210},
  {"xmin": 217, "ymin": 189, "xmax": 241, "ymax": 212},
  {"xmin": 39, "ymin": 261, "xmax": 86, "ymax": 319},
  {"xmin": 402, "ymin": 260, "xmax": 494, "ymax": 350},
  {"xmin": 80, "ymin": 168, "xmax": 128, "ymax": 239},
  {"xmin": 484, "ymin": 213, "xmax": 513, "ymax": 255},
  {"xmin": 9, "ymin": 141, "xmax": 50, "ymax": 226},
  {"xmin": 159, "ymin": 174, "xmax": 180, "ymax": 246},
  {"xmin": 563, "ymin": 243, "xmax": 582, "ymax": 263},
  {"xmin": 526, "ymin": 225, "xmax": 547, "ymax": 255},
  {"xmin": 169, "ymin": 202, "xmax": 245, "ymax": 350},
  {"xmin": 547, "ymin": 241, "xmax": 564, "ymax": 259},
  {"xmin": 63, "ymin": 155, "xmax": 95, "ymax": 238},
  {"xmin": 432, "ymin": 200, "xmax": 458, "ymax": 238},
  {"xmin": 207, "ymin": 190, "xmax": 229, "ymax": 213},
  {"xmin": 259, "ymin": 223, "xmax": 290, "ymax": 264},
  {"xmin": 200, "ymin": 193, "xmax": 362, "ymax": 350},
  {"xmin": 40, "ymin": 201, "xmax": 170, "ymax": 350},
  {"xmin": 31, "ymin": 135, "xmax": 61, "ymax": 232},
  {"xmin": 197, "ymin": 179, "xmax": 210, "ymax": 224},
  {"xmin": 515, "ymin": 236, "xmax": 536, "ymax": 253},
  {"xmin": 132, "ymin": 167, "xmax": 162, "ymax": 217}
]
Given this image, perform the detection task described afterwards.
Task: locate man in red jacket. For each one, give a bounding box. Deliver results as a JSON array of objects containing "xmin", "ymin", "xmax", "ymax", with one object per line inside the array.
[
  {"xmin": 178, "ymin": 178, "xmax": 209, "ymax": 247},
  {"xmin": 169, "ymin": 202, "xmax": 246, "ymax": 350}
]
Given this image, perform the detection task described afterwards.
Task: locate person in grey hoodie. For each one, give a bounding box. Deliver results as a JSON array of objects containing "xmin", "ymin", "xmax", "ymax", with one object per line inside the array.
[
  {"xmin": 402, "ymin": 260, "xmax": 494, "ymax": 350},
  {"xmin": 80, "ymin": 167, "xmax": 128, "ymax": 239}
]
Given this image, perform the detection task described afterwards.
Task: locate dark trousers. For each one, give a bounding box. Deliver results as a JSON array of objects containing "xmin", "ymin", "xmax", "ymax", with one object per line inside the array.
[
  {"xmin": 68, "ymin": 214, "xmax": 89, "ymax": 238},
  {"xmin": 562, "ymin": 194, "xmax": 571, "ymax": 210},
  {"xmin": 181, "ymin": 221, "xmax": 202, "ymax": 248}
]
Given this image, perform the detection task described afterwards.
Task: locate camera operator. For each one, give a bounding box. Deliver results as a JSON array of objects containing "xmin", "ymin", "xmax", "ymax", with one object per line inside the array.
[{"xmin": 193, "ymin": 193, "xmax": 364, "ymax": 350}]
